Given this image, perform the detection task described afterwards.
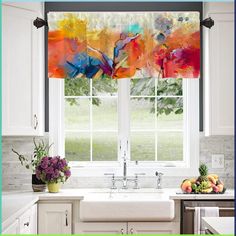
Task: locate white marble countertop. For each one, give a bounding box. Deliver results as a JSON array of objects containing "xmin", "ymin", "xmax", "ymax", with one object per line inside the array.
[
  {"xmin": 170, "ymin": 189, "xmax": 234, "ymax": 200},
  {"xmin": 202, "ymin": 217, "xmax": 235, "ymax": 234},
  {"xmin": 2, "ymin": 188, "xmax": 234, "ymax": 231}
]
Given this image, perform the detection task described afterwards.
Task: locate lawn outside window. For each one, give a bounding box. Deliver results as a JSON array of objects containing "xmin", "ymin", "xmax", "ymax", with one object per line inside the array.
[{"xmin": 49, "ymin": 77, "xmax": 199, "ymax": 177}]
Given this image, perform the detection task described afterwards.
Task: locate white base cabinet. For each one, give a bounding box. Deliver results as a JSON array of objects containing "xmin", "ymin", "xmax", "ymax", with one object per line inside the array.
[
  {"xmin": 19, "ymin": 204, "xmax": 37, "ymax": 234},
  {"xmin": 128, "ymin": 222, "xmax": 180, "ymax": 234},
  {"xmin": 2, "ymin": 204, "xmax": 37, "ymax": 235},
  {"xmin": 76, "ymin": 222, "xmax": 127, "ymax": 234},
  {"xmin": 38, "ymin": 203, "xmax": 72, "ymax": 234},
  {"xmin": 76, "ymin": 222, "xmax": 180, "ymax": 234}
]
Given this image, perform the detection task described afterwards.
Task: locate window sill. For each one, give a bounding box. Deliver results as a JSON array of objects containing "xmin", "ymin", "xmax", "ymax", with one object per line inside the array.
[{"xmin": 70, "ymin": 162, "xmax": 199, "ymax": 177}]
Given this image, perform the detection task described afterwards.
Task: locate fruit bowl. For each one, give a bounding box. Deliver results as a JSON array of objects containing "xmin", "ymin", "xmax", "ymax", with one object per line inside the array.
[{"xmin": 180, "ymin": 164, "xmax": 225, "ymax": 194}]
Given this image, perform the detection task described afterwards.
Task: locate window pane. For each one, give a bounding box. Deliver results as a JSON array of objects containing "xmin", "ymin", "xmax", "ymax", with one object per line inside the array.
[
  {"xmin": 157, "ymin": 132, "xmax": 183, "ymax": 161},
  {"xmin": 65, "ymin": 98, "xmax": 90, "ymax": 131},
  {"xmin": 157, "ymin": 78, "xmax": 182, "ymax": 96},
  {"xmin": 93, "ymin": 98, "xmax": 117, "ymax": 130},
  {"xmin": 157, "ymin": 98, "xmax": 183, "ymax": 130},
  {"xmin": 130, "ymin": 98, "xmax": 155, "ymax": 130},
  {"xmin": 65, "ymin": 78, "xmax": 90, "ymax": 96},
  {"xmin": 65, "ymin": 132, "xmax": 90, "ymax": 161},
  {"xmin": 92, "ymin": 77, "xmax": 118, "ymax": 96},
  {"xmin": 93, "ymin": 132, "xmax": 117, "ymax": 161},
  {"xmin": 131, "ymin": 77, "xmax": 156, "ymax": 96},
  {"xmin": 131, "ymin": 132, "xmax": 155, "ymax": 161}
]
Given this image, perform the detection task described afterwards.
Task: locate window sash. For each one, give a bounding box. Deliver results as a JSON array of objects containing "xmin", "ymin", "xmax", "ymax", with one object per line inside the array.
[{"xmin": 49, "ymin": 78, "xmax": 199, "ymax": 176}]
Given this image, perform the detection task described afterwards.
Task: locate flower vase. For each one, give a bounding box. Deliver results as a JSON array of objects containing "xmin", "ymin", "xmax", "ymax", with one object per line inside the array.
[
  {"xmin": 47, "ymin": 182, "xmax": 61, "ymax": 193},
  {"xmin": 32, "ymin": 174, "xmax": 46, "ymax": 192}
]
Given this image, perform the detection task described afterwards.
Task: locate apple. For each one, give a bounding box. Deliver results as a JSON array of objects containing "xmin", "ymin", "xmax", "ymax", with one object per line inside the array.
[
  {"xmin": 213, "ymin": 185, "xmax": 219, "ymax": 193},
  {"xmin": 186, "ymin": 186, "xmax": 192, "ymax": 193}
]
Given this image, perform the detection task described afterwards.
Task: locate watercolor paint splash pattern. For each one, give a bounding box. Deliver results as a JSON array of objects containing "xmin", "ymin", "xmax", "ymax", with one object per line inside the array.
[{"xmin": 48, "ymin": 12, "xmax": 200, "ymax": 79}]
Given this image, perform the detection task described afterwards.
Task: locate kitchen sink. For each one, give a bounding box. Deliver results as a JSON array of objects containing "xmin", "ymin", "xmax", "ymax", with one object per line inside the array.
[{"xmin": 80, "ymin": 190, "xmax": 175, "ymax": 221}]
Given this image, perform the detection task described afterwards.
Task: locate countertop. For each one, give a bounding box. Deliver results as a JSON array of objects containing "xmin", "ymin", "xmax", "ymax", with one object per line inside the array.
[
  {"xmin": 170, "ymin": 189, "xmax": 234, "ymax": 200},
  {"xmin": 202, "ymin": 217, "xmax": 235, "ymax": 235},
  {"xmin": 2, "ymin": 188, "xmax": 234, "ymax": 231}
]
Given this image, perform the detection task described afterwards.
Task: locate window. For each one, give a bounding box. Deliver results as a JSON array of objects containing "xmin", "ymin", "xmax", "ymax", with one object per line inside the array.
[{"xmin": 49, "ymin": 76, "xmax": 199, "ymax": 176}]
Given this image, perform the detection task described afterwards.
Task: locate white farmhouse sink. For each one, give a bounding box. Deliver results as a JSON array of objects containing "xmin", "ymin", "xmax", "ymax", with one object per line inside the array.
[{"xmin": 80, "ymin": 191, "xmax": 175, "ymax": 221}]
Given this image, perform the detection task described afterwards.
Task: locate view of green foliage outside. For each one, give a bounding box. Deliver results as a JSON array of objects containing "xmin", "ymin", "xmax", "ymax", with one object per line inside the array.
[{"xmin": 64, "ymin": 77, "xmax": 183, "ymax": 162}]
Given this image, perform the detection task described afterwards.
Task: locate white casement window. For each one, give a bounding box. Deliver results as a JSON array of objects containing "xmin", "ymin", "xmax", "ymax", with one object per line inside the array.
[{"xmin": 49, "ymin": 77, "xmax": 199, "ymax": 177}]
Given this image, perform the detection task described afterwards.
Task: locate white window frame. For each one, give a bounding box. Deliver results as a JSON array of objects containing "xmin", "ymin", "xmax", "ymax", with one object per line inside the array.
[{"xmin": 49, "ymin": 78, "xmax": 199, "ymax": 177}]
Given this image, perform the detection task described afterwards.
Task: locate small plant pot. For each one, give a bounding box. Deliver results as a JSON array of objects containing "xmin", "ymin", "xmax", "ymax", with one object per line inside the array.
[
  {"xmin": 32, "ymin": 174, "xmax": 46, "ymax": 192},
  {"xmin": 47, "ymin": 182, "xmax": 61, "ymax": 193}
]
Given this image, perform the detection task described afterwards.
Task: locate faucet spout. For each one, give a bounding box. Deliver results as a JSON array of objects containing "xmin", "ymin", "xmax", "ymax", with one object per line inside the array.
[
  {"xmin": 122, "ymin": 154, "xmax": 128, "ymax": 189},
  {"xmin": 123, "ymin": 159, "xmax": 127, "ymax": 179}
]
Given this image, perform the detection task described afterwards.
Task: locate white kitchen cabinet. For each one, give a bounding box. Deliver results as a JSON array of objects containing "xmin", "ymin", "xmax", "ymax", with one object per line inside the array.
[
  {"xmin": 2, "ymin": 204, "xmax": 37, "ymax": 235},
  {"xmin": 76, "ymin": 222, "xmax": 127, "ymax": 234},
  {"xmin": 2, "ymin": 3, "xmax": 44, "ymax": 136},
  {"xmin": 38, "ymin": 203, "xmax": 72, "ymax": 234},
  {"xmin": 76, "ymin": 222, "xmax": 180, "ymax": 234},
  {"xmin": 128, "ymin": 222, "xmax": 180, "ymax": 234},
  {"xmin": 2, "ymin": 220, "xmax": 19, "ymax": 234},
  {"xmin": 19, "ymin": 204, "xmax": 37, "ymax": 234},
  {"xmin": 204, "ymin": 3, "xmax": 234, "ymax": 135}
]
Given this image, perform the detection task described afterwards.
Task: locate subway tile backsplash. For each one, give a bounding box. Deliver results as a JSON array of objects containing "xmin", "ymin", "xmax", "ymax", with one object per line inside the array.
[{"xmin": 2, "ymin": 134, "xmax": 234, "ymax": 191}]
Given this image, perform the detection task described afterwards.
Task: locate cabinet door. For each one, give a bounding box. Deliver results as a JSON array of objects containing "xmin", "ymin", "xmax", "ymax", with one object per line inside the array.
[
  {"xmin": 2, "ymin": 4, "xmax": 44, "ymax": 136},
  {"xmin": 2, "ymin": 220, "xmax": 19, "ymax": 234},
  {"xmin": 38, "ymin": 203, "xmax": 72, "ymax": 234},
  {"xmin": 204, "ymin": 7, "xmax": 234, "ymax": 135},
  {"xmin": 128, "ymin": 222, "xmax": 180, "ymax": 234},
  {"xmin": 75, "ymin": 222, "xmax": 127, "ymax": 234},
  {"xmin": 18, "ymin": 204, "xmax": 37, "ymax": 234}
]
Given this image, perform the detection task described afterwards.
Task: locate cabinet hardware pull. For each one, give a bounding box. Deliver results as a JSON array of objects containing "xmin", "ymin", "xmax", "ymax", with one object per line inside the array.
[
  {"xmin": 34, "ymin": 114, "xmax": 38, "ymax": 130},
  {"xmin": 130, "ymin": 228, "xmax": 134, "ymax": 234},
  {"xmin": 24, "ymin": 222, "xmax": 29, "ymax": 227},
  {"xmin": 65, "ymin": 210, "xmax": 68, "ymax": 226},
  {"xmin": 120, "ymin": 228, "xmax": 124, "ymax": 234}
]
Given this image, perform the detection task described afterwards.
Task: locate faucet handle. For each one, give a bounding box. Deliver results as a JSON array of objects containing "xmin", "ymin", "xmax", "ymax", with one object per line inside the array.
[
  {"xmin": 104, "ymin": 173, "xmax": 117, "ymax": 189},
  {"xmin": 155, "ymin": 172, "xmax": 163, "ymax": 189},
  {"xmin": 155, "ymin": 171, "xmax": 163, "ymax": 177}
]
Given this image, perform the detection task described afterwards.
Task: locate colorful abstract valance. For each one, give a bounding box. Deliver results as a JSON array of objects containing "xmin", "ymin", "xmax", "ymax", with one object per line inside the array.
[{"xmin": 48, "ymin": 12, "xmax": 200, "ymax": 79}]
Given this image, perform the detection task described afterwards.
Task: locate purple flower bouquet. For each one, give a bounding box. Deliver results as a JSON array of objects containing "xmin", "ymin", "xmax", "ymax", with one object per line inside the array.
[{"xmin": 36, "ymin": 156, "xmax": 71, "ymax": 184}]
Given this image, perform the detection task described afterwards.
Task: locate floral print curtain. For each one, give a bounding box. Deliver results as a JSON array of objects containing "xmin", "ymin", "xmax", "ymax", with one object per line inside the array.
[{"xmin": 48, "ymin": 12, "xmax": 200, "ymax": 79}]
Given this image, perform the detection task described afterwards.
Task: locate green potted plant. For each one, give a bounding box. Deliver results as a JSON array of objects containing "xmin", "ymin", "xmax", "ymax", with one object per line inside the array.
[{"xmin": 12, "ymin": 138, "xmax": 53, "ymax": 192}]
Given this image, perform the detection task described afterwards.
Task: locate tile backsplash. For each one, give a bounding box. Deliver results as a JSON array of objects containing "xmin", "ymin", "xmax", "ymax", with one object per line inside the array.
[{"xmin": 2, "ymin": 134, "xmax": 234, "ymax": 191}]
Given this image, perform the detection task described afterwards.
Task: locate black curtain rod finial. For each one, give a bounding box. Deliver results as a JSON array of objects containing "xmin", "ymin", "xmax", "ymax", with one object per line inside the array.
[
  {"xmin": 33, "ymin": 17, "xmax": 48, "ymax": 29},
  {"xmin": 201, "ymin": 17, "xmax": 214, "ymax": 29}
]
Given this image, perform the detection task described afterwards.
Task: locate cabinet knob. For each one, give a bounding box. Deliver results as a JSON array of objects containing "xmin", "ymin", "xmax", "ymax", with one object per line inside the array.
[
  {"xmin": 34, "ymin": 114, "xmax": 38, "ymax": 130},
  {"xmin": 120, "ymin": 228, "xmax": 124, "ymax": 234},
  {"xmin": 130, "ymin": 228, "xmax": 134, "ymax": 234},
  {"xmin": 24, "ymin": 222, "xmax": 29, "ymax": 227}
]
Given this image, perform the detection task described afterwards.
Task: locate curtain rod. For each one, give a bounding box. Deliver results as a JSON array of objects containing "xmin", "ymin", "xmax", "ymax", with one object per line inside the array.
[{"xmin": 33, "ymin": 16, "xmax": 214, "ymax": 29}]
